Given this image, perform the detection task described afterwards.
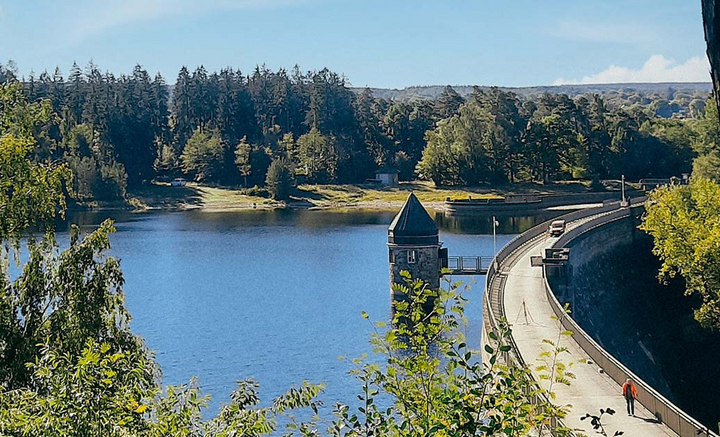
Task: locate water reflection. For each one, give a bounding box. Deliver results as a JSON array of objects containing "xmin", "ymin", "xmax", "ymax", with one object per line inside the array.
[
  {"xmin": 59, "ymin": 208, "xmax": 560, "ymax": 236},
  {"xmin": 434, "ymin": 210, "xmax": 562, "ymax": 235}
]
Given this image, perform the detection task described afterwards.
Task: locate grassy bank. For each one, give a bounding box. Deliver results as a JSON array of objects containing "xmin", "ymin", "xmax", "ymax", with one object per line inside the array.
[
  {"xmin": 120, "ymin": 180, "xmax": 600, "ymax": 213},
  {"xmin": 128, "ymin": 183, "xmax": 282, "ymax": 211}
]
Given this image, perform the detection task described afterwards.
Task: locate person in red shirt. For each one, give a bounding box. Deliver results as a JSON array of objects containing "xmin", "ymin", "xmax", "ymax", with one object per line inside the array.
[{"xmin": 622, "ymin": 378, "xmax": 638, "ymax": 416}]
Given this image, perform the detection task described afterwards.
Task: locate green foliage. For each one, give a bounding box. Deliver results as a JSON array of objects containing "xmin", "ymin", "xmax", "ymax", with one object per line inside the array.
[
  {"xmin": 580, "ymin": 408, "xmax": 624, "ymax": 436},
  {"xmin": 5, "ymin": 59, "xmax": 713, "ymax": 197},
  {"xmin": 0, "ymin": 82, "xmax": 71, "ymax": 242},
  {"xmin": 297, "ymin": 128, "xmax": 339, "ymax": 184},
  {"xmin": 155, "ymin": 142, "xmax": 179, "ymax": 178},
  {"xmin": 536, "ymin": 304, "xmax": 577, "ymax": 397},
  {"xmin": 61, "ymin": 124, "xmax": 128, "ymax": 201},
  {"xmin": 418, "ymin": 87, "xmax": 702, "ymax": 186},
  {"xmin": 692, "ymin": 150, "xmax": 720, "ymax": 181},
  {"xmin": 265, "ymin": 158, "xmax": 296, "ymax": 200},
  {"xmin": 234, "ymin": 137, "xmax": 252, "ymax": 182},
  {"xmin": 234, "ymin": 137, "xmax": 272, "ymax": 187},
  {"xmin": 181, "ymin": 128, "xmax": 225, "ymax": 182},
  {"xmin": 690, "ymin": 99, "xmax": 720, "ymax": 178},
  {"xmin": 325, "ymin": 272, "xmax": 572, "ymax": 436},
  {"xmin": 641, "ymin": 178, "xmax": 720, "ymax": 330},
  {"xmin": 0, "ymin": 220, "xmax": 151, "ymax": 389},
  {"xmin": 434, "ymin": 86, "xmax": 465, "ymax": 120},
  {"xmin": 416, "ymin": 117, "xmax": 463, "ymax": 186},
  {"xmin": 417, "ymin": 88, "xmax": 524, "ymax": 186},
  {"xmin": 0, "ymin": 339, "xmax": 155, "ymax": 436},
  {"xmin": 692, "ymin": 98, "xmax": 720, "ymax": 155}
]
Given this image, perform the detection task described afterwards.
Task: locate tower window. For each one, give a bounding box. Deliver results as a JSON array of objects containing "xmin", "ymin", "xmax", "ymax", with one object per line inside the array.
[{"xmin": 408, "ymin": 250, "xmax": 417, "ymax": 264}]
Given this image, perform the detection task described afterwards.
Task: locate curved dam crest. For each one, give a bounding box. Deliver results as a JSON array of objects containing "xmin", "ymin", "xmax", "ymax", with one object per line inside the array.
[{"xmin": 548, "ymin": 212, "xmax": 720, "ymax": 431}]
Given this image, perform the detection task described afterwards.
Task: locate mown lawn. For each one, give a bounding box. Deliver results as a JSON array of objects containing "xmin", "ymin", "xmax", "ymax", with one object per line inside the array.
[{"xmin": 127, "ymin": 180, "xmax": 600, "ymax": 211}]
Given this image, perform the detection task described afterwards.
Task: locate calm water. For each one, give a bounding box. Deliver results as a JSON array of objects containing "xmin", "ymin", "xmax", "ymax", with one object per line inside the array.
[{"xmin": 57, "ymin": 209, "xmax": 548, "ymax": 414}]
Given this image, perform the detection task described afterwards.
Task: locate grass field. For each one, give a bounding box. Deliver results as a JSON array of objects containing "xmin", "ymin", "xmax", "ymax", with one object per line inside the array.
[
  {"xmin": 129, "ymin": 183, "xmax": 282, "ymax": 211},
  {"xmin": 295, "ymin": 180, "xmax": 594, "ymax": 207},
  {"xmin": 123, "ymin": 180, "xmax": 598, "ymax": 212}
]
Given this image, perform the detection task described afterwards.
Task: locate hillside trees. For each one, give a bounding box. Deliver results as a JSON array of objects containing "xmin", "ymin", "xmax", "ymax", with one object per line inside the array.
[
  {"xmin": 63, "ymin": 124, "xmax": 127, "ymax": 200},
  {"xmin": 383, "ymin": 100, "xmax": 435, "ymax": 180},
  {"xmin": 1, "ymin": 59, "xmax": 712, "ymax": 197},
  {"xmin": 475, "ymin": 87, "xmax": 525, "ymax": 182},
  {"xmin": 234, "ymin": 136, "xmax": 272, "ymax": 187},
  {"xmin": 641, "ymin": 178, "xmax": 720, "ymax": 331},
  {"xmin": 434, "ymin": 85, "xmax": 465, "ymax": 120},
  {"xmin": 417, "ymin": 87, "xmax": 700, "ymax": 186}
]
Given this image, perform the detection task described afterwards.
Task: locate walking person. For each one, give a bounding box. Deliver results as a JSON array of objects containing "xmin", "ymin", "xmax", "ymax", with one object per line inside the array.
[{"xmin": 622, "ymin": 378, "xmax": 638, "ymax": 416}]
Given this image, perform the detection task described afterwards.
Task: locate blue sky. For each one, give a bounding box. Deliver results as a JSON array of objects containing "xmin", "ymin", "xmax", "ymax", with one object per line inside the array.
[{"xmin": 0, "ymin": 0, "xmax": 710, "ymax": 88}]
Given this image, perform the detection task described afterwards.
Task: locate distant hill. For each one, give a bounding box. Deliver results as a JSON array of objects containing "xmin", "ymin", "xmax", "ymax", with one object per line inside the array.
[{"xmin": 353, "ymin": 82, "xmax": 713, "ymax": 102}]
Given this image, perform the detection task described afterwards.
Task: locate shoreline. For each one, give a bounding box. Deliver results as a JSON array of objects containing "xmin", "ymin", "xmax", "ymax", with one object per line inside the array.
[
  {"xmin": 67, "ymin": 180, "xmax": 620, "ymax": 214},
  {"xmin": 68, "ymin": 198, "xmax": 449, "ymax": 214}
]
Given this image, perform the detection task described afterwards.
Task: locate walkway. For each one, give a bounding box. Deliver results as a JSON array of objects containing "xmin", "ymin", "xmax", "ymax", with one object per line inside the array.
[{"xmin": 501, "ymin": 219, "xmax": 677, "ymax": 436}]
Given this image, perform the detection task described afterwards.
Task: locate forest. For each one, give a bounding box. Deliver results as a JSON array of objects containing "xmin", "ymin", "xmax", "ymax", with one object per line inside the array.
[{"xmin": 1, "ymin": 60, "xmax": 719, "ymax": 201}]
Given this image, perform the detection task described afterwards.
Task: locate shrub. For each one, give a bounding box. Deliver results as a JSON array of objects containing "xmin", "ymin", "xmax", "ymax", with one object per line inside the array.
[{"xmin": 265, "ymin": 158, "xmax": 296, "ymax": 200}]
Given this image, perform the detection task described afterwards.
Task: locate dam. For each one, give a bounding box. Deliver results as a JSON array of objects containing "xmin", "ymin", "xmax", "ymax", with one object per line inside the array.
[
  {"xmin": 385, "ymin": 194, "xmax": 719, "ymax": 436},
  {"xmin": 482, "ymin": 201, "xmax": 719, "ymax": 436}
]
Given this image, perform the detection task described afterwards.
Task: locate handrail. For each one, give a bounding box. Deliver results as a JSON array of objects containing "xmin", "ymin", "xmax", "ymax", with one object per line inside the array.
[
  {"xmin": 542, "ymin": 203, "xmax": 719, "ymax": 437},
  {"xmin": 447, "ymin": 256, "xmax": 493, "ymax": 272},
  {"xmin": 482, "ymin": 201, "xmax": 625, "ymax": 435}
]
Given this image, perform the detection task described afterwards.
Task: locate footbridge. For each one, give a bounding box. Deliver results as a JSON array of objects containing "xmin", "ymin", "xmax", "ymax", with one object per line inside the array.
[
  {"xmin": 483, "ymin": 201, "xmax": 719, "ymax": 437},
  {"xmin": 445, "ymin": 256, "xmax": 492, "ymax": 275}
]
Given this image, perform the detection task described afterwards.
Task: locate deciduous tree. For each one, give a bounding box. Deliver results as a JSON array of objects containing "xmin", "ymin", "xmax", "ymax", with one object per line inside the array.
[
  {"xmin": 641, "ymin": 178, "xmax": 720, "ymax": 330},
  {"xmin": 181, "ymin": 128, "xmax": 225, "ymax": 182}
]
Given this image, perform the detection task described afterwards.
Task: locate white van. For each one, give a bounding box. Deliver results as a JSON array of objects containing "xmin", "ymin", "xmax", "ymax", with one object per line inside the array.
[{"xmin": 548, "ymin": 219, "xmax": 566, "ymax": 237}]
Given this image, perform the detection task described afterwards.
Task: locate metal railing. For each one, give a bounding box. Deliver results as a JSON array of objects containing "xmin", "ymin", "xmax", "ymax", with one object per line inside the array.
[
  {"xmin": 482, "ymin": 203, "xmax": 625, "ymax": 435},
  {"xmin": 447, "ymin": 256, "xmax": 493, "ymax": 273},
  {"xmin": 541, "ymin": 203, "xmax": 719, "ymax": 437}
]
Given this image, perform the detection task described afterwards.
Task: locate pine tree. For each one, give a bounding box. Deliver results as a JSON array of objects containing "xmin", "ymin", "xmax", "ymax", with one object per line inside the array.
[
  {"xmin": 67, "ymin": 62, "xmax": 86, "ymax": 123},
  {"xmin": 434, "ymin": 85, "xmax": 464, "ymax": 120},
  {"xmin": 172, "ymin": 66, "xmax": 193, "ymax": 148}
]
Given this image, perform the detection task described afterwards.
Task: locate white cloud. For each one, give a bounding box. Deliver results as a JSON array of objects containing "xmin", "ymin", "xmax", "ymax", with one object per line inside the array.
[
  {"xmin": 554, "ymin": 55, "xmax": 711, "ymax": 85},
  {"xmin": 551, "ymin": 20, "xmax": 658, "ymax": 46},
  {"xmin": 65, "ymin": 0, "xmax": 309, "ymax": 43}
]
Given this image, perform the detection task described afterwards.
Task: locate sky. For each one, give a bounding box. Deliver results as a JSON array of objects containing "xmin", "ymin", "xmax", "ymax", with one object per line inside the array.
[{"xmin": 0, "ymin": 0, "xmax": 710, "ymax": 88}]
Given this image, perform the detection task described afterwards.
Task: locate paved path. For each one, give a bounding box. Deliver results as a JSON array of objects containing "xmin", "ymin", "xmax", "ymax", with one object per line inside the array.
[{"xmin": 502, "ymin": 222, "xmax": 677, "ymax": 437}]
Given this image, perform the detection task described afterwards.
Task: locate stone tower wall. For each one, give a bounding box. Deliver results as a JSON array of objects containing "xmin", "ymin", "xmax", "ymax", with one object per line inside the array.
[{"xmin": 388, "ymin": 244, "xmax": 440, "ymax": 298}]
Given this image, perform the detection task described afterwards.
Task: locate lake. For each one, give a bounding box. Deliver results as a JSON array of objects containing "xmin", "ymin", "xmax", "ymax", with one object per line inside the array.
[{"xmin": 58, "ymin": 208, "xmax": 551, "ymax": 415}]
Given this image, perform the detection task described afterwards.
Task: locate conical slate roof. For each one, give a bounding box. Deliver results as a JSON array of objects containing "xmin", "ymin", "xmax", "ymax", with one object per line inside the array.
[{"xmin": 388, "ymin": 193, "xmax": 439, "ymax": 245}]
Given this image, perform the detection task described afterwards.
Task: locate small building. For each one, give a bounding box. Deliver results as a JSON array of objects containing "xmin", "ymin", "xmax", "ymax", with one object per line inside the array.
[{"xmin": 375, "ymin": 168, "xmax": 399, "ymax": 186}]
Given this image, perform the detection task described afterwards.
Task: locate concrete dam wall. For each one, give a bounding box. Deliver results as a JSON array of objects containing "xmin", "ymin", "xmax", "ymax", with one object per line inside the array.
[{"xmin": 548, "ymin": 213, "xmax": 720, "ymax": 430}]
